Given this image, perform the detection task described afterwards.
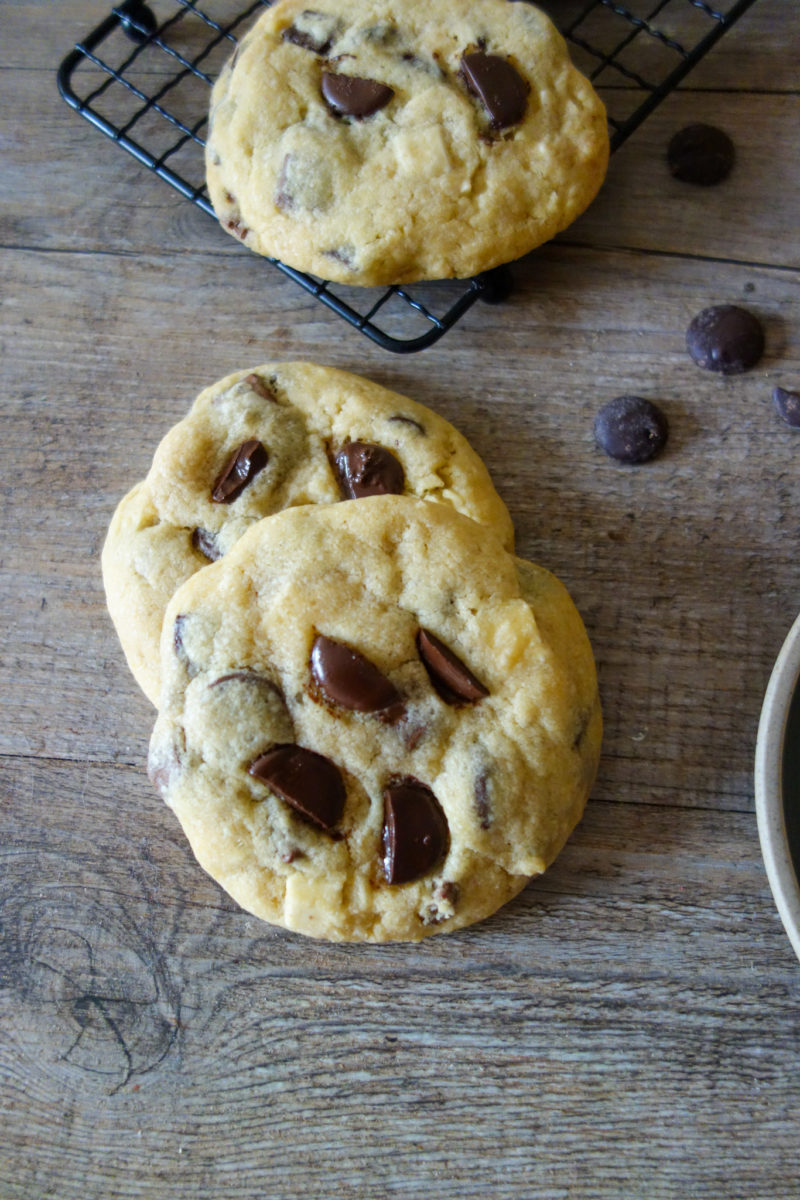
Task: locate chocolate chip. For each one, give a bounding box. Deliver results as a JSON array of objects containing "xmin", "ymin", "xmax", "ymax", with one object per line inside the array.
[
  {"xmin": 382, "ymin": 778, "xmax": 449, "ymax": 885},
  {"xmin": 321, "ymin": 72, "xmax": 394, "ymax": 119},
  {"xmin": 311, "ymin": 634, "xmax": 404, "ymax": 719},
  {"xmin": 460, "ymin": 52, "xmax": 528, "ymax": 129},
  {"xmin": 335, "ymin": 442, "xmax": 405, "ymax": 499},
  {"xmin": 249, "ymin": 744, "xmax": 345, "ymax": 833},
  {"xmin": 417, "ymin": 629, "xmax": 488, "ymax": 704},
  {"xmin": 594, "ymin": 396, "xmax": 669, "ymax": 464},
  {"xmin": 773, "ymin": 386, "xmax": 800, "ymax": 428},
  {"xmin": 667, "ymin": 124, "xmax": 735, "ymax": 185},
  {"xmin": 120, "ymin": 2, "xmax": 157, "ymax": 44},
  {"xmin": 211, "ymin": 439, "xmax": 268, "ymax": 503},
  {"xmin": 192, "ymin": 527, "xmax": 222, "ymax": 562},
  {"xmin": 686, "ymin": 305, "xmax": 765, "ymax": 374},
  {"xmin": 244, "ymin": 374, "xmax": 277, "ymax": 402}
]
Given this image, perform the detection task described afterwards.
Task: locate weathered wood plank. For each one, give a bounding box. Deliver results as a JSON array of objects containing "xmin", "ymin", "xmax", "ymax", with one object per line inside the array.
[{"xmin": 2, "ymin": 757, "xmax": 799, "ymax": 1200}]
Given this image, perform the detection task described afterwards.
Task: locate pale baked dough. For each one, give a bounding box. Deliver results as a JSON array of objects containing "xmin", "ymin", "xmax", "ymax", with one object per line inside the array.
[
  {"xmin": 206, "ymin": 0, "xmax": 609, "ymax": 284},
  {"xmin": 102, "ymin": 363, "xmax": 514, "ymax": 704},
  {"xmin": 148, "ymin": 497, "xmax": 601, "ymax": 942}
]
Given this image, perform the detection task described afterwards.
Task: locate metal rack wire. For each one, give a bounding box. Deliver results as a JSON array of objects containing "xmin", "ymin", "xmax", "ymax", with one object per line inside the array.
[{"xmin": 58, "ymin": 0, "xmax": 757, "ymax": 353}]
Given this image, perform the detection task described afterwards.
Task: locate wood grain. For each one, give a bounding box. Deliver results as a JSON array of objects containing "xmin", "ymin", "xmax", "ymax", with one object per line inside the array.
[{"xmin": 3, "ymin": 1, "xmax": 800, "ymax": 1197}]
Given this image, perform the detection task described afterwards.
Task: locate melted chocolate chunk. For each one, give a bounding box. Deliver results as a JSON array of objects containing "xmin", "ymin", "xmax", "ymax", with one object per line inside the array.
[
  {"xmin": 321, "ymin": 72, "xmax": 394, "ymax": 119},
  {"xmin": 417, "ymin": 629, "xmax": 488, "ymax": 704},
  {"xmin": 594, "ymin": 396, "xmax": 669, "ymax": 464},
  {"xmin": 686, "ymin": 305, "xmax": 765, "ymax": 374},
  {"xmin": 335, "ymin": 442, "xmax": 405, "ymax": 499},
  {"xmin": 460, "ymin": 52, "xmax": 528, "ymax": 129},
  {"xmin": 211, "ymin": 439, "xmax": 268, "ymax": 503},
  {"xmin": 773, "ymin": 386, "xmax": 800, "ymax": 428},
  {"xmin": 249, "ymin": 744, "xmax": 344, "ymax": 833},
  {"xmin": 192, "ymin": 527, "xmax": 222, "ymax": 562},
  {"xmin": 311, "ymin": 634, "xmax": 404, "ymax": 719},
  {"xmin": 244, "ymin": 373, "xmax": 277, "ymax": 402},
  {"xmin": 667, "ymin": 124, "xmax": 735, "ymax": 186},
  {"xmin": 383, "ymin": 778, "xmax": 449, "ymax": 885}
]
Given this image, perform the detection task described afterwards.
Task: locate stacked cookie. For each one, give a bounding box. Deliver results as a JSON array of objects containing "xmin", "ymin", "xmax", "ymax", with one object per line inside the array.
[
  {"xmin": 103, "ymin": 364, "xmax": 601, "ymax": 942},
  {"xmin": 205, "ymin": 0, "xmax": 609, "ymax": 285}
]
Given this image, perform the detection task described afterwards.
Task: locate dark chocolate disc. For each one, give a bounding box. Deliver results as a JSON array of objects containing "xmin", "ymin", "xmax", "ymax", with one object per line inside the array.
[
  {"xmin": 249, "ymin": 744, "xmax": 345, "ymax": 832},
  {"xmin": 311, "ymin": 634, "xmax": 404, "ymax": 717},
  {"xmin": 321, "ymin": 73, "xmax": 394, "ymax": 118},
  {"xmin": 460, "ymin": 52, "xmax": 528, "ymax": 129},
  {"xmin": 417, "ymin": 629, "xmax": 488, "ymax": 704},
  {"xmin": 211, "ymin": 439, "xmax": 268, "ymax": 503},
  {"xmin": 335, "ymin": 442, "xmax": 405, "ymax": 499},
  {"xmin": 686, "ymin": 305, "xmax": 765, "ymax": 374},
  {"xmin": 773, "ymin": 386, "xmax": 800, "ymax": 429},
  {"xmin": 594, "ymin": 396, "xmax": 669, "ymax": 464},
  {"xmin": 382, "ymin": 778, "xmax": 449, "ymax": 885},
  {"xmin": 667, "ymin": 124, "xmax": 735, "ymax": 186}
]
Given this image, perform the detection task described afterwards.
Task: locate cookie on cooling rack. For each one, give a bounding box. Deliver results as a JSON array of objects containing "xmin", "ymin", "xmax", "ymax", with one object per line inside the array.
[
  {"xmin": 147, "ymin": 496, "xmax": 601, "ymax": 942},
  {"xmin": 205, "ymin": 0, "xmax": 609, "ymax": 285},
  {"xmin": 101, "ymin": 363, "xmax": 514, "ymax": 705}
]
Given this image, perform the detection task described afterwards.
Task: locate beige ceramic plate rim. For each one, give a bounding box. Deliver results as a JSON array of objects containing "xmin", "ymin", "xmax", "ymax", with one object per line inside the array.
[{"xmin": 755, "ymin": 611, "xmax": 800, "ymax": 964}]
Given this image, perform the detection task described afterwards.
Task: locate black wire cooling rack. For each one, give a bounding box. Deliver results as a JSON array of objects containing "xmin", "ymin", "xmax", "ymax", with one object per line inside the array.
[{"xmin": 58, "ymin": 0, "xmax": 757, "ymax": 353}]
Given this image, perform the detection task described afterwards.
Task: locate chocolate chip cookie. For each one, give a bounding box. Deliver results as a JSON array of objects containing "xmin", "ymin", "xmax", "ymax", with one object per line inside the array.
[
  {"xmin": 148, "ymin": 496, "xmax": 601, "ymax": 942},
  {"xmin": 101, "ymin": 363, "xmax": 514, "ymax": 705},
  {"xmin": 205, "ymin": 0, "xmax": 609, "ymax": 285}
]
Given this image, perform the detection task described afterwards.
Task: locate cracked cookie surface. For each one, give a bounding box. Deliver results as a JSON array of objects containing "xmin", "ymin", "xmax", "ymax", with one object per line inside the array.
[
  {"xmin": 148, "ymin": 496, "xmax": 601, "ymax": 942},
  {"xmin": 101, "ymin": 362, "xmax": 514, "ymax": 705},
  {"xmin": 205, "ymin": 0, "xmax": 609, "ymax": 285}
]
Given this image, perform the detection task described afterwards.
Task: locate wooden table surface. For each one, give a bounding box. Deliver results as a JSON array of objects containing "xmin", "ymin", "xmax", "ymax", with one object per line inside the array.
[{"xmin": 2, "ymin": 2, "xmax": 799, "ymax": 1196}]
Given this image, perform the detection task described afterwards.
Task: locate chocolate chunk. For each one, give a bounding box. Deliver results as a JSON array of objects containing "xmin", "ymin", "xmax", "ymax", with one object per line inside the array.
[
  {"xmin": 475, "ymin": 770, "xmax": 492, "ymax": 830},
  {"xmin": 211, "ymin": 439, "xmax": 268, "ymax": 503},
  {"xmin": 594, "ymin": 396, "xmax": 669, "ymax": 464},
  {"xmin": 382, "ymin": 778, "xmax": 449, "ymax": 885},
  {"xmin": 686, "ymin": 305, "xmax": 765, "ymax": 374},
  {"xmin": 773, "ymin": 386, "xmax": 800, "ymax": 428},
  {"xmin": 173, "ymin": 614, "xmax": 189, "ymax": 660},
  {"xmin": 460, "ymin": 52, "xmax": 528, "ymax": 129},
  {"xmin": 417, "ymin": 629, "xmax": 488, "ymax": 704},
  {"xmin": 321, "ymin": 72, "xmax": 394, "ymax": 119},
  {"xmin": 335, "ymin": 442, "xmax": 405, "ymax": 499},
  {"xmin": 249, "ymin": 744, "xmax": 345, "ymax": 833},
  {"xmin": 667, "ymin": 124, "xmax": 735, "ymax": 185},
  {"xmin": 192, "ymin": 527, "xmax": 222, "ymax": 562},
  {"xmin": 282, "ymin": 11, "xmax": 337, "ymax": 55},
  {"xmin": 244, "ymin": 374, "xmax": 276, "ymax": 402},
  {"xmin": 311, "ymin": 634, "xmax": 404, "ymax": 719},
  {"xmin": 224, "ymin": 216, "xmax": 248, "ymax": 240}
]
